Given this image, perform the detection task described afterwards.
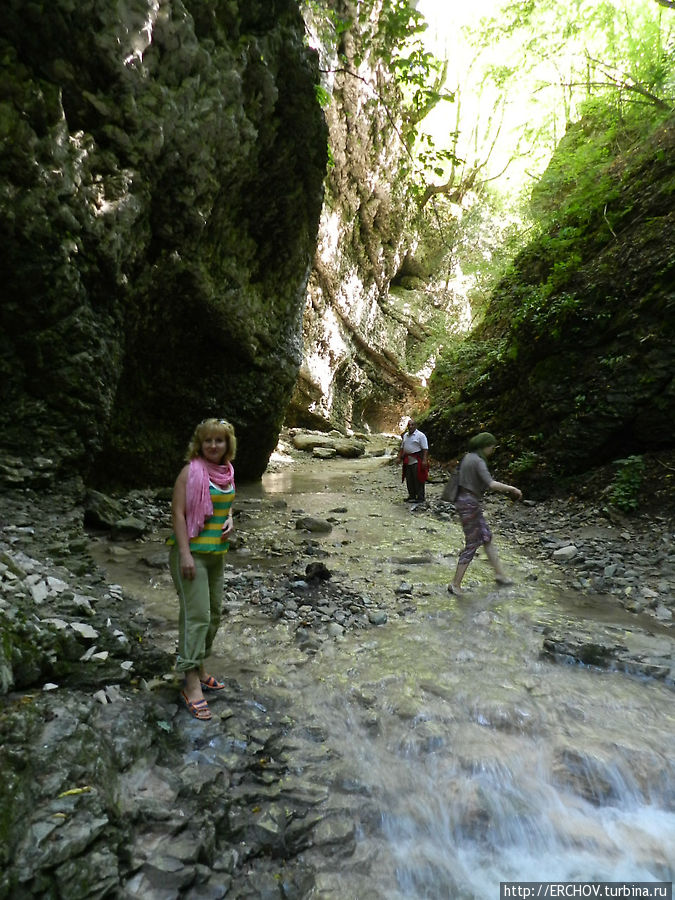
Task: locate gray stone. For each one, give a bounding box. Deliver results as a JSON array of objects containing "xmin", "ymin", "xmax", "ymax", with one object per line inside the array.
[
  {"xmin": 111, "ymin": 516, "xmax": 148, "ymax": 540},
  {"xmin": 142, "ymin": 551, "xmax": 170, "ymax": 569},
  {"xmin": 313, "ymin": 447, "xmax": 337, "ymax": 459},
  {"xmin": 295, "ymin": 517, "xmax": 333, "ymax": 533},
  {"xmin": 71, "ymin": 622, "xmax": 99, "ymax": 641},
  {"xmin": 553, "ymin": 545, "xmax": 578, "ymax": 560},
  {"xmin": 29, "ymin": 580, "xmax": 49, "ymax": 603}
]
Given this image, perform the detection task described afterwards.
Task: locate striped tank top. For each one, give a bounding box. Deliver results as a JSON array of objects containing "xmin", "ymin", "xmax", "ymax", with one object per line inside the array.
[{"xmin": 168, "ymin": 483, "xmax": 235, "ymax": 554}]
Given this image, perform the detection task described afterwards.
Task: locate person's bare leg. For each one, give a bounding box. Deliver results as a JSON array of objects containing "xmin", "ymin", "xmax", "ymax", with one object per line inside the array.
[
  {"xmin": 449, "ymin": 561, "xmax": 470, "ymax": 595},
  {"xmin": 183, "ymin": 667, "xmax": 205, "ymax": 703},
  {"xmin": 484, "ymin": 540, "xmax": 513, "ymax": 584}
]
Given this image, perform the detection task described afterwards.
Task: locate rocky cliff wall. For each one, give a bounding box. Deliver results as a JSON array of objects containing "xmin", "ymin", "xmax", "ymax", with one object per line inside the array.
[
  {"xmin": 423, "ymin": 113, "xmax": 675, "ymax": 488},
  {"xmin": 286, "ymin": 2, "xmax": 433, "ymax": 434},
  {"xmin": 0, "ymin": 0, "xmax": 327, "ymax": 487}
]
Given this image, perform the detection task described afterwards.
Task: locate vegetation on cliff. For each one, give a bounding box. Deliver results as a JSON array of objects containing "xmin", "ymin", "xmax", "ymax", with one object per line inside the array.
[
  {"xmin": 417, "ymin": 0, "xmax": 674, "ymax": 494},
  {"xmin": 423, "ymin": 102, "xmax": 674, "ymax": 489}
]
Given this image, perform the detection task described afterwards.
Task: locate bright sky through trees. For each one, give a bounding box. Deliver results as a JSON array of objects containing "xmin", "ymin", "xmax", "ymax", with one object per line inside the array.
[{"xmin": 415, "ymin": 0, "xmax": 673, "ymax": 199}]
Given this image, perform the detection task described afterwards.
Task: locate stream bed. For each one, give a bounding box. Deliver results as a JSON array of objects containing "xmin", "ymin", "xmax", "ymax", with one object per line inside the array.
[{"xmin": 92, "ymin": 452, "xmax": 675, "ymax": 899}]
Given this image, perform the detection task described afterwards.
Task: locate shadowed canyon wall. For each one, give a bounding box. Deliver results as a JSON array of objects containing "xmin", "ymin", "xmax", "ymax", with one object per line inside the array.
[
  {"xmin": 423, "ymin": 113, "xmax": 675, "ymax": 487},
  {"xmin": 0, "ymin": 0, "xmax": 327, "ymax": 487}
]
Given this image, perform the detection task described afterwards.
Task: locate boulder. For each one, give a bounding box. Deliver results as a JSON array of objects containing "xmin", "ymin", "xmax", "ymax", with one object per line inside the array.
[
  {"xmin": 0, "ymin": 0, "xmax": 327, "ymax": 487},
  {"xmin": 110, "ymin": 517, "xmax": 148, "ymax": 541},
  {"xmin": 292, "ymin": 431, "xmax": 366, "ymax": 458},
  {"xmin": 295, "ymin": 517, "xmax": 332, "ymax": 534},
  {"xmin": 84, "ymin": 492, "xmax": 124, "ymax": 530}
]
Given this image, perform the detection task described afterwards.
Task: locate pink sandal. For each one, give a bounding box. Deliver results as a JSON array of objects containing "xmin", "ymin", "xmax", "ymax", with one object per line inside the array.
[
  {"xmin": 181, "ymin": 690, "xmax": 212, "ymax": 720},
  {"xmin": 200, "ymin": 675, "xmax": 226, "ymax": 692}
]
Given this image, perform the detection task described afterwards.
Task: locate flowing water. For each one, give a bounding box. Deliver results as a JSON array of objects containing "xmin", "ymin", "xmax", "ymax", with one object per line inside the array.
[{"xmin": 96, "ymin": 455, "xmax": 675, "ymax": 899}]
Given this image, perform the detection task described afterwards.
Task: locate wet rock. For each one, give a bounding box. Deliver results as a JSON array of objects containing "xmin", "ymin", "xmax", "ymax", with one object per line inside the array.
[
  {"xmin": 1, "ymin": 446, "xmax": 674, "ymax": 898},
  {"xmin": 295, "ymin": 516, "xmax": 333, "ymax": 534},
  {"xmin": 111, "ymin": 516, "xmax": 148, "ymax": 540},
  {"xmin": 541, "ymin": 629, "xmax": 673, "ymax": 682},
  {"xmin": 312, "ymin": 815, "xmax": 357, "ymax": 853},
  {"xmin": 55, "ymin": 847, "xmax": 120, "ymax": 898},
  {"xmin": 84, "ymin": 491, "xmax": 125, "ymax": 530},
  {"xmin": 551, "ymin": 746, "xmax": 621, "ymax": 805}
]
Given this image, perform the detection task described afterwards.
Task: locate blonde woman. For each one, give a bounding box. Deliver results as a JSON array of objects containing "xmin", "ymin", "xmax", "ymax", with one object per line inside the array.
[{"xmin": 168, "ymin": 418, "xmax": 236, "ymax": 720}]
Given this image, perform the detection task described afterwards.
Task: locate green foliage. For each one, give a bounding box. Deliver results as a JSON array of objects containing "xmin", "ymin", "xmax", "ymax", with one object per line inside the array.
[
  {"xmin": 411, "ymin": 0, "xmax": 674, "ymax": 328},
  {"xmin": 509, "ymin": 450, "xmax": 539, "ymax": 475},
  {"xmin": 314, "ymin": 83, "xmax": 331, "ymax": 108},
  {"xmin": 608, "ymin": 455, "xmax": 645, "ymax": 512},
  {"xmin": 484, "ymin": 97, "xmax": 673, "ymax": 348},
  {"xmin": 304, "ymin": 0, "xmax": 456, "ymax": 199},
  {"xmin": 530, "ymin": 99, "xmax": 666, "ymax": 225},
  {"xmin": 429, "ymin": 336, "xmax": 509, "ymax": 407}
]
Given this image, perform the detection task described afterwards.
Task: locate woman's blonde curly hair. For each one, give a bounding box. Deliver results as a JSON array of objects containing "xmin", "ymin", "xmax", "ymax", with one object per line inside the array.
[{"xmin": 185, "ymin": 418, "xmax": 237, "ymax": 463}]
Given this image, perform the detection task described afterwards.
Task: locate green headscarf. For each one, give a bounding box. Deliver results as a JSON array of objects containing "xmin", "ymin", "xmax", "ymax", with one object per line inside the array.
[{"xmin": 468, "ymin": 432, "xmax": 497, "ymax": 459}]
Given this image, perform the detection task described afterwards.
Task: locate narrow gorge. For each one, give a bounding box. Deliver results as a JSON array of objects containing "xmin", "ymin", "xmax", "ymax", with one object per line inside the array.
[{"xmin": 1, "ymin": 1, "xmax": 674, "ymax": 897}]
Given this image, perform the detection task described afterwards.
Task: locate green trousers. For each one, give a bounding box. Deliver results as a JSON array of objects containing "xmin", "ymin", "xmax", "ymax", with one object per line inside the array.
[{"xmin": 169, "ymin": 546, "xmax": 225, "ymax": 673}]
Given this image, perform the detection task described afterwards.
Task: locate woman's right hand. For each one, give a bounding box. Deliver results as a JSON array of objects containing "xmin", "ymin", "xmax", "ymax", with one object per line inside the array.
[{"xmin": 180, "ymin": 551, "xmax": 196, "ymax": 580}]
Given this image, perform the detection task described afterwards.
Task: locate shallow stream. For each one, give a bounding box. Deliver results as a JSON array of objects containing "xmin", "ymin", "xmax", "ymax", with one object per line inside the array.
[{"xmin": 94, "ymin": 455, "xmax": 675, "ymax": 899}]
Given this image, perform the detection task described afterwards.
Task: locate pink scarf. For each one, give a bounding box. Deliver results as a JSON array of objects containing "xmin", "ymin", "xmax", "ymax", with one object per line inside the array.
[{"xmin": 185, "ymin": 457, "xmax": 235, "ymax": 539}]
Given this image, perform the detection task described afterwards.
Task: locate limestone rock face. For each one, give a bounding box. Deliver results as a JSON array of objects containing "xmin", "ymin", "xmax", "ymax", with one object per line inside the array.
[
  {"xmin": 0, "ymin": 0, "xmax": 327, "ymax": 486},
  {"xmin": 286, "ymin": 6, "xmax": 429, "ymax": 434}
]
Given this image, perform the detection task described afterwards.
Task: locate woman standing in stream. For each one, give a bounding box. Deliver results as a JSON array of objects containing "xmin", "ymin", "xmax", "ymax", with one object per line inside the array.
[
  {"xmin": 448, "ymin": 432, "xmax": 522, "ymax": 596},
  {"xmin": 168, "ymin": 418, "xmax": 236, "ymax": 720}
]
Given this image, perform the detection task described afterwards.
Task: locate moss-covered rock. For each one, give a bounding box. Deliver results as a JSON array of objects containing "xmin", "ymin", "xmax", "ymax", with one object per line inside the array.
[
  {"xmin": 0, "ymin": 0, "xmax": 327, "ymax": 487},
  {"xmin": 423, "ymin": 112, "xmax": 675, "ymax": 488}
]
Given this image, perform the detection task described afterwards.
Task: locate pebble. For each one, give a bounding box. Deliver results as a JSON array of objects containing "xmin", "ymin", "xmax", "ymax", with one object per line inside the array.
[{"xmin": 553, "ymin": 545, "xmax": 578, "ymax": 559}]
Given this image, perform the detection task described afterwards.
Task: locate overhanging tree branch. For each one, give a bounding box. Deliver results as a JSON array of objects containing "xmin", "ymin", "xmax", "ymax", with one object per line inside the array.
[{"xmin": 585, "ymin": 53, "xmax": 673, "ymax": 111}]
